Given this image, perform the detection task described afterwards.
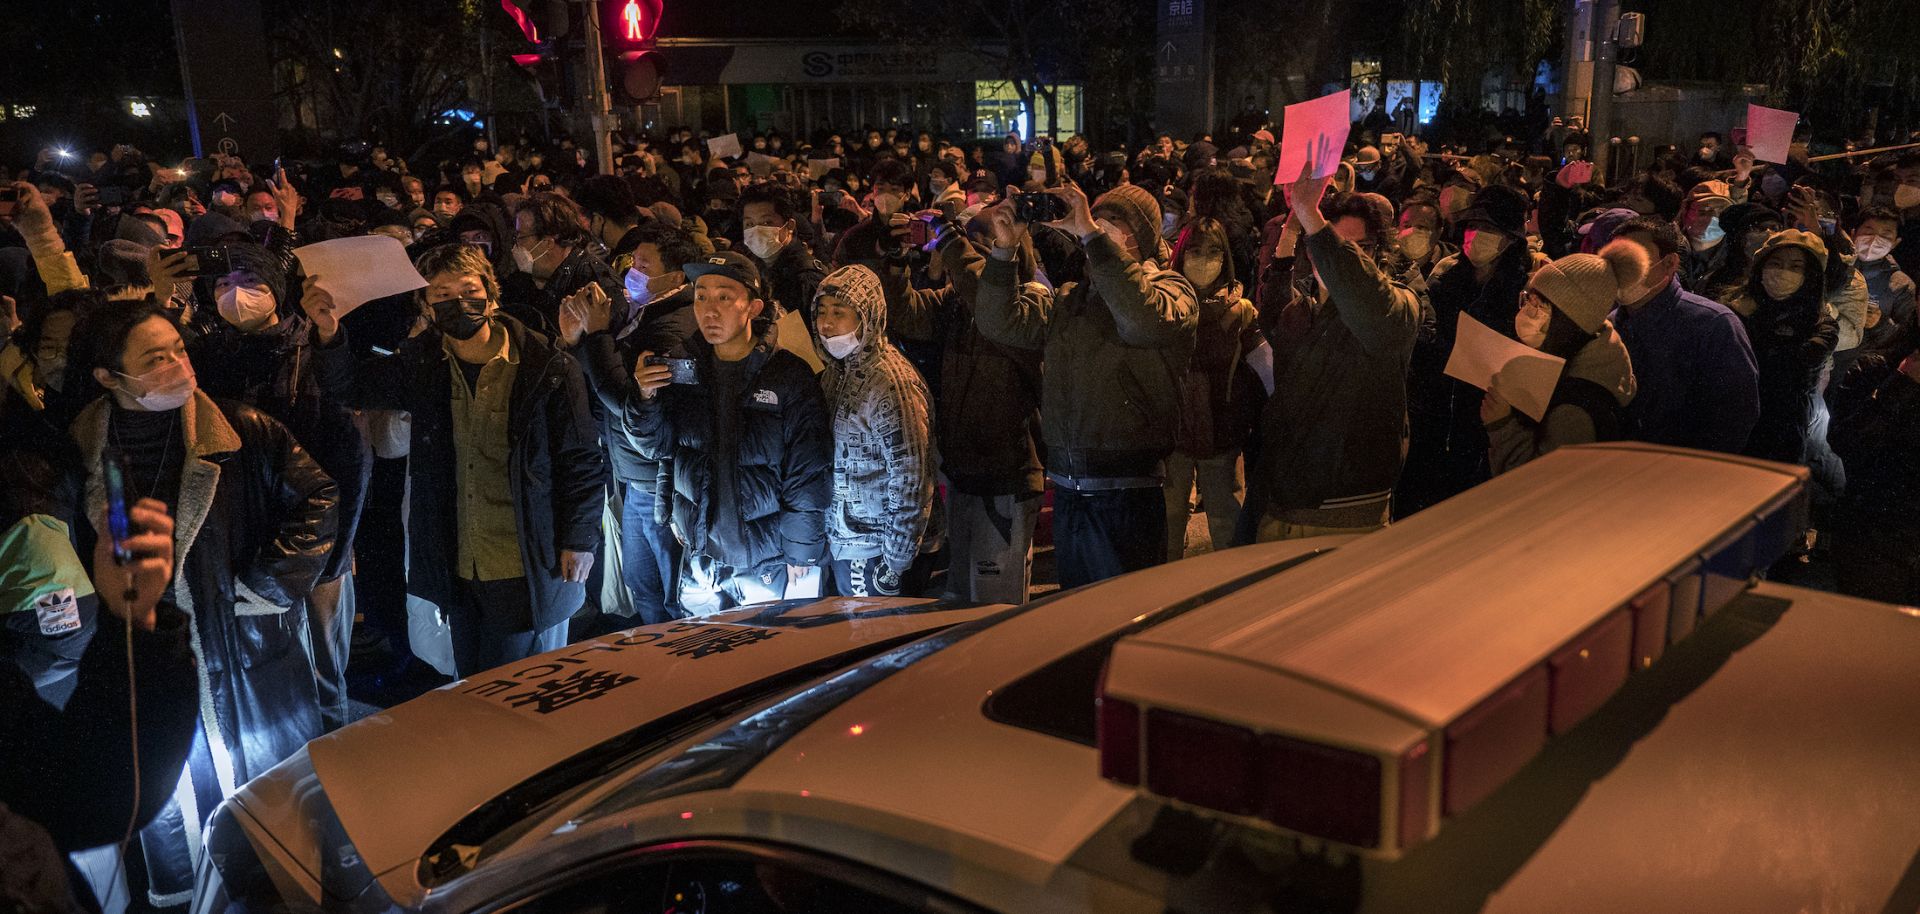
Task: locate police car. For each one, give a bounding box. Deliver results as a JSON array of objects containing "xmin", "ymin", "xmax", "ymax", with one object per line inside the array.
[{"xmin": 194, "ymin": 444, "xmax": 1920, "ymax": 913}]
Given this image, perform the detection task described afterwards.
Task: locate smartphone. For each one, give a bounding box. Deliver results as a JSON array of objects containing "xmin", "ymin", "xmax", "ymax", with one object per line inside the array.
[
  {"xmin": 160, "ymin": 244, "xmax": 231, "ymax": 277},
  {"xmin": 1013, "ymin": 191, "xmax": 1068, "ymax": 223},
  {"xmin": 644, "ymin": 355, "xmax": 698, "ymax": 385},
  {"xmin": 95, "ymin": 184, "xmax": 129, "ymax": 208},
  {"xmin": 102, "ymin": 447, "xmax": 134, "ymax": 565},
  {"xmin": 0, "ymin": 185, "xmax": 15, "ymax": 220},
  {"xmin": 820, "ymin": 188, "xmax": 846, "ymax": 210}
]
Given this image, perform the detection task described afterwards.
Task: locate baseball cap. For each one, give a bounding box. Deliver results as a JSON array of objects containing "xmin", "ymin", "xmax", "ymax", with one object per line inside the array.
[{"xmin": 683, "ymin": 250, "xmax": 762, "ymax": 296}]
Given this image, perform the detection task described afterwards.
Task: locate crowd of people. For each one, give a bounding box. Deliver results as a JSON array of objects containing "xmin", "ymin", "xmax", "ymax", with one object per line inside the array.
[{"xmin": 4, "ymin": 113, "xmax": 1920, "ymax": 910}]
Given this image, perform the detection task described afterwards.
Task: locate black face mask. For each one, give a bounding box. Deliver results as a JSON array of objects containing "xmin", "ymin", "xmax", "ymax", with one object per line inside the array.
[{"xmin": 430, "ymin": 296, "xmax": 489, "ymax": 340}]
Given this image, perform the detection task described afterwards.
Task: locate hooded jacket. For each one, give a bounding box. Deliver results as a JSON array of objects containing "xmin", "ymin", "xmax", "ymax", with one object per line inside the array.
[
  {"xmin": 626, "ymin": 319, "xmax": 831, "ymax": 574},
  {"xmin": 973, "ymin": 185, "xmax": 1199, "ymax": 480},
  {"xmin": 576, "ymin": 280, "xmax": 698, "ymax": 488},
  {"xmin": 812, "ymin": 265, "xmax": 940, "ymax": 571},
  {"xmin": 312, "ymin": 313, "xmax": 606, "ymax": 631},
  {"xmin": 1486, "ymin": 324, "xmax": 1637, "ymax": 473}
]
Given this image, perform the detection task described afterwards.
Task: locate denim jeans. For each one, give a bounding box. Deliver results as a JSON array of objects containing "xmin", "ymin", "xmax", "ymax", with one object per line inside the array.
[{"xmin": 619, "ymin": 484, "xmax": 682, "ymax": 624}]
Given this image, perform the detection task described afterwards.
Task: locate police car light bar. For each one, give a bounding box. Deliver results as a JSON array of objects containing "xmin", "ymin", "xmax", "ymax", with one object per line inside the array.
[{"xmin": 1097, "ymin": 444, "xmax": 1808, "ymax": 858}]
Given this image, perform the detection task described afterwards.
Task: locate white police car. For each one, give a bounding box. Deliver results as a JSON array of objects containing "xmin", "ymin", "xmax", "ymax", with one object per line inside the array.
[{"xmin": 194, "ymin": 444, "xmax": 1920, "ymax": 913}]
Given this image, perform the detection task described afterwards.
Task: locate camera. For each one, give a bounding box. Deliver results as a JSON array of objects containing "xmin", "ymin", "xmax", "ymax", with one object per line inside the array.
[{"xmin": 1013, "ymin": 192, "xmax": 1068, "ymax": 224}]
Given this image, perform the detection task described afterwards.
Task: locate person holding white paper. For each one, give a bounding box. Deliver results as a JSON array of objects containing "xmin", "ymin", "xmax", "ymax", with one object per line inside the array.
[{"xmin": 1483, "ymin": 247, "xmax": 1643, "ymax": 475}]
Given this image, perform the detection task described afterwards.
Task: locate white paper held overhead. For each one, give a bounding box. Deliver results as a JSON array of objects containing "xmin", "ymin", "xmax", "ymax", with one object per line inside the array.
[
  {"xmin": 1274, "ymin": 90, "xmax": 1353, "ymax": 183},
  {"xmin": 292, "ymin": 235, "xmax": 427, "ymax": 319}
]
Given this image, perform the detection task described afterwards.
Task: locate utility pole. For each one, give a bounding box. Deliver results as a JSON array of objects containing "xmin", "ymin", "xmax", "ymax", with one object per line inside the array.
[
  {"xmin": 1588, "ymin": 0, "xmax": 1622, "ymax": 176},
  {"xmin": 1560, "ymin": 0, "xmax": 1595, "ymax": 125},
  {"xmin": 580, "ymin": 0, "xmax": 614, "ymax": 175}
]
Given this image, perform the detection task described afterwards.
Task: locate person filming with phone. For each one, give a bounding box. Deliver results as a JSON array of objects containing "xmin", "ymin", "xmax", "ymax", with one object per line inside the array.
[{"xmin": 628, "ymin": 251, "xmax": 831, "ymax": 614}]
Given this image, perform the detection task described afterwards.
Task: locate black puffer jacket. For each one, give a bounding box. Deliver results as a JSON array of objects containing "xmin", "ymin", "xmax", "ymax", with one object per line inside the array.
[
  {"xmin": 576, "ymin": 281, "xmax": 698, "ymax": 488},
  {"xmin": 1740, "ymin": 294, "xmax": 1838, "ymax": 464},
  {"xmin": 313, "ymin": 314, "xmax": 606, "ymax": 631},
  {"xmin": 73, "ymin": 391, "xmax": 338, "ymax": 786},
  {"xmin": 627, "ymin": 322, "xmax": 831, "ymax": 573},
  {"xmin": 890, "ymin": 235, "xmax": 1045, "ymax": 496}
]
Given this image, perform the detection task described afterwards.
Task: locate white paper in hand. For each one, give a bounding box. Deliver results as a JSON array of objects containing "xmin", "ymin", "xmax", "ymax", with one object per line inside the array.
[
  {"xmin": 1244, "ymin": 340, "xmax": 1276, "ymax": 395},
  {"xmin": 807, "ymin": 157, "xmax": 841, "ymax": 180},
  {"xmin": 292, "ymin": 235, "xmax": 426, "ymax": 318},
  {"xmin": 1274, "ymin": 90, "xmax": 1353, "ymax": 184},
  {"xmin": 1443, "ymin": 312, "xmax": 1566, "ymax": 422},
  {"xmin": 707, "ymin": 133, "xmax": 743, "ymax": 161},
  {"xmin": 1746, "ymin": 104, "xmax": 1799, "ymax": 165}
]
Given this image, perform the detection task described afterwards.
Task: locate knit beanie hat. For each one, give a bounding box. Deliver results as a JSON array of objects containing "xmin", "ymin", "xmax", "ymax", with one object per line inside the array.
[
  {"xmin": 1529, "ymin": 244, "xmax": 1648, "ymax": 334},
  {"xmin": 1753, "ymin": 228, "xmax": 1828, "ymax": 276},
  {"xmin": 94, "ymin": 239, "xmax": 153, "ymax": 291},
  {"xmin": 1092, "ymin": 183, "xmax": 1166, "ymax": 261}
]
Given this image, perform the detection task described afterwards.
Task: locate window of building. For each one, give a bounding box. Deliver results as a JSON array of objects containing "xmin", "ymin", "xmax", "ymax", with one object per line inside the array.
[{"xmin": 974, "ymin": 81, "xmax": 1081, "ymax": 139}]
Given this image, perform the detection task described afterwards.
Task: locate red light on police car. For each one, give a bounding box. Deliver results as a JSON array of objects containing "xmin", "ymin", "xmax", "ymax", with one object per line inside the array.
[
  {"xmin": 1145, "ymin": 709, "xmax": 1259, "ymax": 816},
  {"xmin": 1096, "ymin": 695, "xmax": 1141, "ymax": 785},
  {"xmin": 1257, "ymin": 732, "xmax": 1383, "ymax": 848}
]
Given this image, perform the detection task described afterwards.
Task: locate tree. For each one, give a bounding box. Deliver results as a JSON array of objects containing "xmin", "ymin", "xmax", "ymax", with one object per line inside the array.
[
  {"xmin": 1403, "ymin": 0, "xmax": 1560, "ymax": 119},
  {"xmin": 263, "ymin": 0, "xmax": 530, "ymax": 162}
]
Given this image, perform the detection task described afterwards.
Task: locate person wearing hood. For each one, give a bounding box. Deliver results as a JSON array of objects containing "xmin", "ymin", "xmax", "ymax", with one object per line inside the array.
[
  {"xmin": 1253, "ymin": 160, "xmax": 1420, "ymax": 540},
  {"xmin": 1677, "ymin": 180, "xmax": 1733, "ymax": 288},
  {"xmin": 306, "ymin": 243, "xmax": 605, "ymax": 675},
  {"xmin": 739, "ymin": 182, "xmax": 827, "ymax": 322},
  {"xmin": 558, "ymin": 221, "xmax": 701, "ymax": 624},
  {"xmin": 974, "ymin": 179, "xmax": 1198, "ymax": 588},
  {"xmin": 576, "ymin": 174, "xmax": 650, "ymax": 277},
  {"xmin": 70, "ymin": 302, "xmax": 338, "ymax": 903},
  {"xmin": 629, "ymin": 251, "xmax": 830, "ymax": 614},
  {"xmin": 808, "ymin": 265, "xmax": 941, "ymax": 595},
  {"xmin": 1162, "ymin": 217, "xmax": 1263, "ymax": 560},
  {"xmin": 1728, "ymin": 230, "xmax": 1840, "ymax": 464},
  {"xmin": 500, "ymin": 192, "xmax": 621, "ymax": 337},
  {"xmin": 184, "ymin": 241, "xmax": 370, "ymax": 731},
  {"xmin": 1397, "ymin": 184, "xmax": 1543, "ymax": 516},
  {"xmin": 1482, "ymin": 247, "xmax": 1642, "ymax": 472},
  {"xmin": 1605, "ymin": 216, "xmax": 1761, "ymax": 453}
]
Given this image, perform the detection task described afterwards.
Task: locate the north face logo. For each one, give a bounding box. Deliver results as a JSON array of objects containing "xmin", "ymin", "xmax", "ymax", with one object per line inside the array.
[{"xmin": 752, "ymin": 389, "xmax": 779, "ymax": 406}]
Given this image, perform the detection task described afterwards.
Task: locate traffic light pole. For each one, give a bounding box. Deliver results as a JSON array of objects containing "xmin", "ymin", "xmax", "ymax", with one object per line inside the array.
[
  {"xmin": 1588, "ymin": 0, "xmax": 1622, "ymax": 177},
  {"xmin": 580, "ymin": 0, "xmax": 614, "ymax": 175}
]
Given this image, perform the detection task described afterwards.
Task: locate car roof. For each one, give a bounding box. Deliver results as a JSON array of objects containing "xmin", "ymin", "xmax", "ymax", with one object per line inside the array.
[{"xmin": 289, "ymin": 598, "xmax": 1004, "ymax": 884}]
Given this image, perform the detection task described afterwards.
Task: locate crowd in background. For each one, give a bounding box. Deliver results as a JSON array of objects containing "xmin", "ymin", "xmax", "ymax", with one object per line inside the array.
[{"xmin": 4, "ymin": 110, "xmax": 1920, "ymax": 910}]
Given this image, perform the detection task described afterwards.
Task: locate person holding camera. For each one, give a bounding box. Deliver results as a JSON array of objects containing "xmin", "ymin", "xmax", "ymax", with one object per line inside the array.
[
  {"xmin": 629, "ymin": 251, "xmax": 831, "ymax": 613},
  {"xmin": 973, "ymin": 180, "xmax": 1199, "ymax": 588}
]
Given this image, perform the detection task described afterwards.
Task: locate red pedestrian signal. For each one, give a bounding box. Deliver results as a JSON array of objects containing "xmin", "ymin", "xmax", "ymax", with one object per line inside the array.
[{"xmin": 606, "ymin": 0, "xmax": 661, "ymax": 48}]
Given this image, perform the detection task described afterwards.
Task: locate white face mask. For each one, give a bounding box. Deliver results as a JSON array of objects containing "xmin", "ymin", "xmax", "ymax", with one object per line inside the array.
[
  {"xmin": 821, "ymin": 329, "xmax": 861, "ymax": 360},
  {"xmin": 1095, "ymin": 218, "xmax": 1136, "ymax": 259},
  {"xmin": 1897, "ymin": 185, "xmax": 1920, "ymax": 211},
  {"xmin": 743, "ymin": 225, "xmax": 785, "ymax": 261},
  {"xmin": 1183, "ymin": 255, "xmax": 1223, "ymax": 290},
  {"xmin": 1465, "ymin": 230, "xmax": 1507, "ymax": 267},
  {"xmin": 217, "ymin": 285, "xmax": 277, "ymax": 329},
  {"xmin": 1515, "ymin": 302, "xmax": 1550, "ymax": 348},
  {"xmin": 1400, "ymin": 227, "xmax": 1433, "ymax": 260},
  {"xmin": 624, "ymin": 267, "xmax": 653, "ymax": 305},
  {"xmin": 511, "ymin": 239, "xmax": 548, "ymax": 273},
  {"xmin": 35, "ymin": 355, "xmax": 67, "ymax": 392},
  {"xmin": 1762, "ymin": 263, "xmax": 1806, "ymax": 300},
  {"xmin": 118, "ymin": 357, "xmax": 196, "ymax": 412},
  {"xmin": 1856, "ymin": 236, "xmax": 1895, "ymax": 263},
  {"xmin": 1029, "ymin": 167, "xmax": 1049, "ymax": 186}
]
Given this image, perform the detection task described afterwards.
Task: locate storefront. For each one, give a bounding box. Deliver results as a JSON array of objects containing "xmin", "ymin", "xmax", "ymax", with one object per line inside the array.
[{"xmin": 640, "ymin": 38, "xmax": 1082, "ymax": 140}]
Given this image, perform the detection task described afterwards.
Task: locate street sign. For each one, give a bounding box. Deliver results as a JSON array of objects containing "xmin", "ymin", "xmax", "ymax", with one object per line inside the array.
[
  {"xmin": 1154, "ymin": 0, "xmax": 1214, "ymax": 140},
  {"xmin": 170, "ymin": 0, "xmax": 278, "ymax": 162}
]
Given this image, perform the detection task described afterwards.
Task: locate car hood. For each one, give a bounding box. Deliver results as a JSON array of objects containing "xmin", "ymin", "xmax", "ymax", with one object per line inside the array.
[{"xmin": 228, "ymin": 598, "xmax": 1002, "ymax": 906}]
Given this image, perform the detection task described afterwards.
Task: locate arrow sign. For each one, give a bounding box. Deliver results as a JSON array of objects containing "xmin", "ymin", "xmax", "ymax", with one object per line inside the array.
[
  {"xmin": 212, "ymin": 112, "xmax": 236, "ymax": 131},
  {"xmin": 1160, "ymin": 40, "xmax": 1177, "ymax": 63}
]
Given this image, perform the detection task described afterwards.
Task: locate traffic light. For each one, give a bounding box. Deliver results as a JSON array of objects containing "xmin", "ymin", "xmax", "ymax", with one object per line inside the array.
[
  {"xmin": 500, "ymin": 0, "xmax": 570, "ymax": 43},
  {"xmin": 605, "ymin": 0, "xmax": 662, "ymax": 48}
]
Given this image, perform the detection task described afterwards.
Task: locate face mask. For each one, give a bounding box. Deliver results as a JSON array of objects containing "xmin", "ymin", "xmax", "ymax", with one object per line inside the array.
[
  {"xmin": 1161, "ymin": 211, "xmax": 1179, "ymax": 238},
  {"xmin": 218, "ymin": 285, "xmax": 277, "ymax": 329},
  {"xmin": 1183, "ymin": 255, "xmax": 1223, "ymax": 290},
  {"xmin": 872, "ymin": 192, "xmax": 903, "ymax": 217},
  {"xmin": 1096, "ymin": 218, "xmax": 1136, "ymax": 259},
  {"xmin": 1357, "ymin": 168, "xmax": 1378, "ymax": 181},
  {"xmin": 1691, "ymin": 216, "xmax": 1725, "ymax": 250},
  {"xmin": 821, "ymin": 329, "xmax": 861, "ymax": 360},
  {"xmin": 1857, "ymin": 236, "xmax": 1895, "ymax": 262},
  {"xmin": 1465, "ymin": 230, "xmax": 1506, "ymax": 267},
  {"xmin": 253, "ymin": 208, "xmax": 279, "ymax": 224},
  {"xmin": 117, "ymin": 357, "xmax": 196, "ymax": 411},
  {"xmin": 624, "ymin": 267, "xmax": 653, "ymax": 305},
  {"xmin": 1400, "ymin": 228, "xmax": 1433, "ymax": 260},
  {"xmin": 35, "ymin": 355, "xmax": 67, "ymax": 392},
  {"xmin": 1699, "ymin": 146, "xmax": 1716, "ymax": 161},
  {"xmin": 1761, "ymin": 264, "xmax": 1805, "ymax": 300},
  {"xmin": 1896, "ymin": 185, "xmax": 1920, "ymax": 211},
  {"xmin": 1515, "ymin": 303, "xmax": 1550, "ymax": 349},
  {"xmin": 430, "ymin": 296, "xmax": 489, "ymax": 340},
  {"xmin": 510, "ymin": 239, "xmax": 547, "ymax": 273},
  {"xmin": 1029, "ymin": 167, "xmax": 1049, "ymax": 186},
  {"xmin": 743, "ymin": 225, "xmax": 785, "ymax": 261}
]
